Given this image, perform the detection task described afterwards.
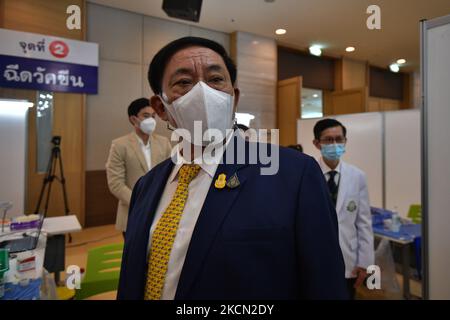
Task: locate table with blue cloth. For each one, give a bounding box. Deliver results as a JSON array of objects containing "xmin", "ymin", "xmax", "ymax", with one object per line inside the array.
[
  {"xmin": 2, "ymin": 278, "xmax": 42, "ymax": 300},
  {"xmin": 0, "ymin": 233, "xmax": 49, "ymax": 300},
  {"xmin": 372, "ymin": 208, "xmax": 422, "ymax": 299}
]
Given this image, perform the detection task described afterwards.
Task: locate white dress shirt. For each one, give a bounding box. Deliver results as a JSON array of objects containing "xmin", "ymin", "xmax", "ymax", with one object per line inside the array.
[
  {"xmin": 319, "ymin": 157, "xmax": 342, "ymax": 186},
  {"xmin": 147, "ymin": 133, "xmax": 233, "ymax": 300},
  {"xmin": 135, "ymin": 133, "xmax": 152, "ymax": 171}
]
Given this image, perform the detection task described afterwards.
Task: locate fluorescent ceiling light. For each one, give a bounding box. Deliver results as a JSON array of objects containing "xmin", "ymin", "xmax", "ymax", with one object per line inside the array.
[
  {"xmin": 0, "ymin": 100, "xmax": 34, "ymax": 109},
  {"xmin": 345, "ymin": 46, "xmax": 355, "ymax": 52},
  {"xmin": 275, "ymin": 29, "xmax": 286, "ymax": 35},
  {"xmin": 309, "ymin": 45, "xmax": 322, "ymax": 56},
  {"xmin": 0, "ymin": 99, "xmax": 34, "ymax": 117},
  {"xmin": 389, "ymin": 63, "xmax": 400, "ymax": 73},
  {"xmin": 302, "ymin": 112, "xmax": 323, "ymax": 119}
]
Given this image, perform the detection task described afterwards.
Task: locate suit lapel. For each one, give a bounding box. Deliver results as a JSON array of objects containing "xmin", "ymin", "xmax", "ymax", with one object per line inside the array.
[
  {"xmin": 127, "ymin": 159, "xmax": 174, "ymax": 299},
  {"xmin": 129, "ymin": 132, "xmax": 149, "ymax": 172},
  {"xmin": 134, "ymin": 160, "xmax": 174, "ymax": 242},
  {"xmin": 336, "ymin": 161, "xmax": 348, "ymax": 215},
  {"xmin": 175, "ymin": 136, "xmax": 250, "ymax": 299}
]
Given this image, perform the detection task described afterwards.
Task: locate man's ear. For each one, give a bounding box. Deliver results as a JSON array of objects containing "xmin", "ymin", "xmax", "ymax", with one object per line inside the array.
[
  {"xmin": 233, "ymin": 87, "xmax": 240, "ymax": 113},
  {"xmin": 129, "ymin": 115, "xmax": 138, "ymax": 126},
  {"xmin": 150, "ymin": 95, "xmax": 168, "ymax": 121},
  {"xmin": 313, "ymin": 139, "xmax": 322, "ymax": 151}
]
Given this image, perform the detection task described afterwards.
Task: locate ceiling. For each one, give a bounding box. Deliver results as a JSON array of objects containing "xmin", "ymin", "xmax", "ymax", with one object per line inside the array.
[{"xmin": 88, "ymin": 0, "xmax": 450, "ymax": 72}]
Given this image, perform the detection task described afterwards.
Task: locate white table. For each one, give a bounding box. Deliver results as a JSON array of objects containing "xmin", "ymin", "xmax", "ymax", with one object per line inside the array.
[
  {"xmin": 0, "ymin": 215, "xmax": 81, "ymax": 237},
  {"xmin": 41, "ymin": 215, "xmax": 82, "ymax": 285},
  {"xmin": 42, "ymin": 215, "xmax": 82, "ymax": 235}
]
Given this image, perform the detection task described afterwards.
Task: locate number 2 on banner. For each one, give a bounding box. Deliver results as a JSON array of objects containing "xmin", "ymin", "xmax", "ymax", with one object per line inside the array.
[{"xmin": 49, "ymin": 40, "xmax": 69, "ymax": 58}]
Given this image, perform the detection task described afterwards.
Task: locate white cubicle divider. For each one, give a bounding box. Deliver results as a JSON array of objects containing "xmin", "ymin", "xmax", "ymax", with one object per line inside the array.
[
  {"xmin": 298, "ymin": 112, "xmax": 384, "ymax": 208},
  {"xmin": 422, "ymin": 14, "xmax": 450, "ymax": 299},
  {"xmin": 385, "ymin": 110, "xmax": 421, "ymax": 219},
  {"xmin": 0, "ymin": 100, "xmax": 33, "ymax": 217}
]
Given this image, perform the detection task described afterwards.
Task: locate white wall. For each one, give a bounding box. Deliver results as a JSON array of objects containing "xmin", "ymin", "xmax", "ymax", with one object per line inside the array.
[
  {"xmin": 423, "ymin": 15, "xmax": 450, "ymax": 299},
  {"xmin": 86, "ymin": 3, "xmax": 230, "ymax": 170},
  {"xmin": 0, "ymin": 101, "xmax": 30, "ymax": 217},
  {"xmin": 385, "ymin": 110, "xmax": 421, "ymax": 217}
]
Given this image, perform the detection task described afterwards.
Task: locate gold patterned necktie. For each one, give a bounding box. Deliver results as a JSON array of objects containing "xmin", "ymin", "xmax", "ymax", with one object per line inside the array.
[{"xmin": 145, "ymin": 163, "xmax": 201, "ymax": 300}]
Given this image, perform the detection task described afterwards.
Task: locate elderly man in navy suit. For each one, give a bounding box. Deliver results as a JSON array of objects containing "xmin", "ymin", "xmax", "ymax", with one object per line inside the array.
[{"xmin": 117, "ymin": 37, "xmax": 348, "ymax": 300}]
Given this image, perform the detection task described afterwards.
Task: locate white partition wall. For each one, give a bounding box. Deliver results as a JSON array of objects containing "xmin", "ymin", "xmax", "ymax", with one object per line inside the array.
[
  {"xmin": 0, "ymin": 100, "xmax": 32, "ymax": 217},
  {"xmin": 385, "ymin": 110, "xmax": 421, "ymax": 217},
  {"xmin": 422, "ymin": 14, "xmax": 450, "ymax": 300},
  {"xmin": 298, "ymin": 112, "xmax": 383, "ymax": 208},
  {"xmin": 336, "ymin": 113, "xmax": 384, "ymax": 208}
]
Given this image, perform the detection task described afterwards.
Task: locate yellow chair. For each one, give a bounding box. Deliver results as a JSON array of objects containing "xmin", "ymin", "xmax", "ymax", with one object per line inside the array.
[
  {"xmin": 408, "ymin": 204, "xmax": 422, "ymax": 224},
  {"xmin": 75, "ymin": 243, "xmax": 123, "ymax": 300},
  {"xmin": 56, "ymin": 286, "xmax": 75, "ymax": 300}
]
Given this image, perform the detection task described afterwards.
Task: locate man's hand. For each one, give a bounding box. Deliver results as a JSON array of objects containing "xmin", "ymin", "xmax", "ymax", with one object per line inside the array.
[{"xmin": 351, "ymin": 267, "xmax": 368, "ymax": 288}]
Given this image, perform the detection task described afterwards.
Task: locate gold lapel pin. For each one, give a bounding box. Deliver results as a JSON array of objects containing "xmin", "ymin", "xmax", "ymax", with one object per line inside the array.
[
  {"xmin": 215, "ymin": 173, "xmax": 227, "ymax": 189},
  {"xmin": 226, "ymin": 173, "xmax": 240, "ymax": 189}
]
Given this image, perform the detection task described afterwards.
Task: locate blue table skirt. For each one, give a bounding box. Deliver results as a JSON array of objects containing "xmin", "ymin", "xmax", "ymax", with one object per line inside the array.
[
  {"xmin": 373, "ymin": 223, "xmax": 421, "ymax": 242},
  {"xmin": 1, "ymin": 278, "xmax": 41, "ymax": 300}
]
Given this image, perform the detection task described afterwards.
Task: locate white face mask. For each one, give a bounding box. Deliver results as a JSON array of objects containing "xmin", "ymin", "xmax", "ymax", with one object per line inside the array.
[
  {"xmin": 139, "ymin": 117, "xmax": 156, "ymax": 135},
  {"xmin": 160, "ymin": 81, "xmax": 234, "ymax": 146}
]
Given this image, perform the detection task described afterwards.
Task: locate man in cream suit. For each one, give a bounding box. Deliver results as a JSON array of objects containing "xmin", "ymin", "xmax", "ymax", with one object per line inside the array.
[
  {"xmin": 313, "ymin": 118, "xmax": 374, "ymax": 299},
  {"xmin": 106, "ymin": 98, "xmax": 172, "ymax": 237}
]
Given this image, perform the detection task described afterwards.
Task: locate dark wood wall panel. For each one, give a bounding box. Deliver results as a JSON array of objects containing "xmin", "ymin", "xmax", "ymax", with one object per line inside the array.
[
  {"xmin": 85, "ymin": 170, "xmax": 117, "ymax": 227},
  {"xmin": 278, "ymin": 46, "xmax": 336, "ymax": 91},
  {"xmin": 369, "ymin": 66, "xmax": 404, "ymax": 100}
]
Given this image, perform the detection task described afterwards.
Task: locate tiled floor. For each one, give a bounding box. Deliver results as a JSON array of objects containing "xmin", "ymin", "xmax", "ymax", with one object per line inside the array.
[
  {"xmin": 65, "ymin": 225, "xmax": 422, "ymax": 300},
  {"xmin": 356, "ymin": 274, "xmax": 422, "ymax": 299}
]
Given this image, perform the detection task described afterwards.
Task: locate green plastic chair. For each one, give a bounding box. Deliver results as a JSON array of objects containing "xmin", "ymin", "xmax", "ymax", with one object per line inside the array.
[
  {"xmin": 75, "ymin": 243, "xmax": 123, "ymax": 300},
  {"xmin": 408, "ymin": 204, "xmax": 422, "ymax": 224}
]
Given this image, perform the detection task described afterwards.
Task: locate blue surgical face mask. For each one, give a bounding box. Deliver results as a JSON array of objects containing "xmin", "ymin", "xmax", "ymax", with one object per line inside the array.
[{"xmin": 321, "ymin": 143, "xmax": 346, "ymax": 161}]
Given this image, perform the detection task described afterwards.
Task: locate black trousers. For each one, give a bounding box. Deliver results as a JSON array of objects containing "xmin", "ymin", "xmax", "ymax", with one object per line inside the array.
[{"xmin": 346, "ymin": 278, "xmax": 357, "ymax": 299}]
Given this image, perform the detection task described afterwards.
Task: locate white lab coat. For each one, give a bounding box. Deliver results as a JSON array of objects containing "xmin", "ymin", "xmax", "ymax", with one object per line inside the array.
[{"xmin": 320, "ymin": 159, "xmax": 375, "ymax": 278}]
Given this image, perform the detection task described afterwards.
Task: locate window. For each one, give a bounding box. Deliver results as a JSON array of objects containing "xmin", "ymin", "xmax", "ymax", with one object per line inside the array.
[
  {"xmin": 301, "ymin": 88, "xmax": 323, "ymax": 119},
  {"xmin": 36, "ymin": 91, "xmax": 54, "ymax": 173}
]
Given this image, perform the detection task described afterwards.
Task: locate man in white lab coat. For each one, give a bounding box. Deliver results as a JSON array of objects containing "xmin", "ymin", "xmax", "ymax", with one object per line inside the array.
[{"xmin": 313, "ymin": 118, "xmax": 374, "ymax": 299}]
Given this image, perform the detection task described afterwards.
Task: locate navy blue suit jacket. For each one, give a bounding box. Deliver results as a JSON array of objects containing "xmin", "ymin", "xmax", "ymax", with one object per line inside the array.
[{"xmin": 117, "ymin": 136, "xmax": 348, "ymax": 299}]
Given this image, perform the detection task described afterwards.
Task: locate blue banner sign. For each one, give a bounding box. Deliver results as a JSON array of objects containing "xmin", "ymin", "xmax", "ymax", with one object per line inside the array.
[{"xmin": 0, "ymin": 28, "xmax": 98, "ymax": 94}]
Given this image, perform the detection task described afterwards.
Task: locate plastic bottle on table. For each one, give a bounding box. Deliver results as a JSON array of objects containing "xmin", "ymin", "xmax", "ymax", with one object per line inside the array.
[{"xmin": 391, "ymin": 207, "xmax": 402, "ymax": 232}]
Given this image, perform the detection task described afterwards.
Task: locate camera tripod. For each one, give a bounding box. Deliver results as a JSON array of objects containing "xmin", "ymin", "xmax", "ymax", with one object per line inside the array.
[{"xmin": 34, "ymin": 136, "xmax": 72, "ymax": 243}]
